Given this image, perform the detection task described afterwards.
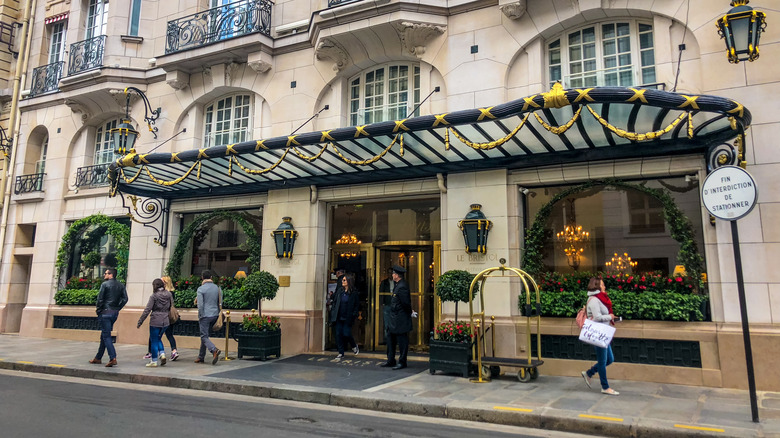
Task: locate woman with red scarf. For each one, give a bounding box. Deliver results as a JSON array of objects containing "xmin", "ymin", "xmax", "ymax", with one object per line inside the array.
[{"xmin": 580, "ymin": 277, "xmax": 619, "ymax": 395}]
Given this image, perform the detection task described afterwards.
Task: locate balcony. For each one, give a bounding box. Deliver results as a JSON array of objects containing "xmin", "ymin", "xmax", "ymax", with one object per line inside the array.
[
  {"xmin": 165, "ymin": 0, "xmax": 272, "ymax": 55},
  {"xmin": 75, "ymin": 163, "xmax": 110, "ymax": 189},
  {"xmin": 29, "ymin": 61, "xmax": 64, "ymax": 97},
  {"xmin": 14, "ymin": 173, "xmax": 45, "ymax": 195},
  {"xmin": 68, "ymin": 35, "xmax": 106, "ymax": 76},
  {"xmin": 327, "ymin": 0, "xmax": 360, "ymax": 6}
]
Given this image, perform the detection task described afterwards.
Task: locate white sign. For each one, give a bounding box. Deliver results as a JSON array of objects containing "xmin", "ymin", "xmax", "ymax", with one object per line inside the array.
[{"xmin": 701, "ymin": 166, "xmax": 758, "ymax": 221}]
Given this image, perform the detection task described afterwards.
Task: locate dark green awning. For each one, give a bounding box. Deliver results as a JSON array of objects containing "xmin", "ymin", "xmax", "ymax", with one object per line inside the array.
[{"xmin": 109, "ymin": 84, "xmax": 750, "ymax": 200}]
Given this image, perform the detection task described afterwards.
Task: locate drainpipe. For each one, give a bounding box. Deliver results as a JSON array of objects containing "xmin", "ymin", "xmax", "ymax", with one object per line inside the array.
[
  {"xmin": 310, "ymin": 184, "xmax": 317, "ymax": 204},
  {"xmin": 436, "ymin": 173, "xmax": 447, "ymax": 194},
  {"xmin": 0, "ymin": 0, "xmax": 36, "ymax": 265}
]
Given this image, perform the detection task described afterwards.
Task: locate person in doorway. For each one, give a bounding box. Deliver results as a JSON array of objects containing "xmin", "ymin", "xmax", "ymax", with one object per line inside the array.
[
  {"xmin": 89, "ymin": 268, "xmax": 128, "ymax": 367},
  {"xmin": 581, "ymin": 277, "xmax": 619, "ymax": 396},
  {"xmin": 330, "ymin": 273, "xmax": 361, "ymax": 359},
  {"xmin": 378, "ymin": 267, "xmax": 394, "ymax": 293},
  {"xmin": 380, "ymin": 265, "xmax": 412, "ymax": 370},
  {"xmin": 327, "ymin": 267, "xmax": 346, "ymax": 315},
  {"xmin": 136, "ymin": 278, "xmax": 173, "ymax": 367},
  {"xmin": 142, "ymin": 276, "xmax": 179, "ymax": 361},
  {"xmin": 195, "ymin": 270, "xmax": 222, "ymax": 365}
]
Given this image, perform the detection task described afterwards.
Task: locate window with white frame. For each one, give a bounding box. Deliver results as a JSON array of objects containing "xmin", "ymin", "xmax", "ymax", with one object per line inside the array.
[
  {"xmin": 204, "ymin": 94, "xmax": 252, "ymax": 148},
  {"xmin": 94, "ymin": 119, "xmax": 119, "ymax": 165},
  {"xmin": 36, "ymin": 136, "xmax": 48, "ymax": 175},
  {"xmin": 128, "ymin": 0, "xmax": 141, "ymax": 36},
  {"xmin": 86, "ymin": 0, "xmax": 109, "ymax": 39},
  {"xmin": 349, "ymin": 63, "xmax": 420, "ymax": 126},
  {"xmin": 548, "ymin": 21, "xmax": 656, "ymax": 88},
  {"xmin": 48, "ymin": 21, "xmax": 67, "ymax": 64}
]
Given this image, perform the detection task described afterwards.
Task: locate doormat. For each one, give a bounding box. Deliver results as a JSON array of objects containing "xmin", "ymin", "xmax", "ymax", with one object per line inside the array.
[{"xmin": 206, "ymin": 354, "xmax": 426, "ymax": 391}]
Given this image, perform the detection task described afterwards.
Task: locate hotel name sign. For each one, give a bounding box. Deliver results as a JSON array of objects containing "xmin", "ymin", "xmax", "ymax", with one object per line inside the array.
[{"xmin": 701, "ymin": 166, "xmax": 758, "ymax": 221}]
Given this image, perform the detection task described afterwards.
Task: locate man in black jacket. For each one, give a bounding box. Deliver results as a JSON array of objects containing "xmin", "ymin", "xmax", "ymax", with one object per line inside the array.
[
  {"xmin": 380, "ymin": 265, "xmax": 412, "ymax": 370},
  {"xmin": 89, "ymin": 268, "xmax": 128, "ymax": 367}
]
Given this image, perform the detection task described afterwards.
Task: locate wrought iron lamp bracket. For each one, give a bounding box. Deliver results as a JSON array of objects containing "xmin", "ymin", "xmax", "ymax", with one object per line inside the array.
[
  {"xmin": 0, "ymin": 126, "xmax": 12, "ymax": 157},
  {"xmin": 119, "ymin": 192, "xmax": 170, "ymax": 247},
  {"xmin": 123, "ymin": 86, "xmax": 161, "ymax": 139}
]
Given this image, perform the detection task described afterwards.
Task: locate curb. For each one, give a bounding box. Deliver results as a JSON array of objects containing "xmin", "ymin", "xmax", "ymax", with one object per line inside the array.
[{"xmin": 0, "ymin": 360, "xmax": 761, "ymax": 437}]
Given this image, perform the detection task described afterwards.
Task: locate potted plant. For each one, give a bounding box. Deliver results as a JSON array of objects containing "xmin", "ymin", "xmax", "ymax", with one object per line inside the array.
[
  {"xmin": 430, "ymin": 270, "xmax": 477, "ymax": 377},
  {"xmin": 234, "ymin": 271, "xmax": 281, "ymax": 360},
  {"xmin": 234, "ymin": 311, "xmax": 281, "ymax": 360}
]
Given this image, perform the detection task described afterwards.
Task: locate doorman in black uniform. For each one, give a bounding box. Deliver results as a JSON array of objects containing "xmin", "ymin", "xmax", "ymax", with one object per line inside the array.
[{"xmin": 380, "ymin": 265, "xmax": 412, "ymax": 370}]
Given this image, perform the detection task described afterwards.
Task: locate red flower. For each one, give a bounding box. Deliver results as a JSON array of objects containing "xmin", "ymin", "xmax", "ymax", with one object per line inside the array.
[{"xmin": 676, "ymin": 277, "xmax": 683, "ymax": 282}]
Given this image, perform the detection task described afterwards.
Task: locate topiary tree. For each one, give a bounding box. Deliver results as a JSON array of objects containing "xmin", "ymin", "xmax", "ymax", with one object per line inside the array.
[
  {"xmin": 435, "ymin": 270, "xmax": 476, "ymax": 321},
  {"xmin": 240, "ymin": 270, "xmax": 279, "ymax": 316}
]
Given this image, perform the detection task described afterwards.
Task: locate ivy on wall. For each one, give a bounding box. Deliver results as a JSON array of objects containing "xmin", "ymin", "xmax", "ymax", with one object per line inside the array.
[
  {"xmin": 165, "ymin": 210, "xmax": 262, "ymax": 279},
  {"xmin": 521, "ymin": 179, "xmax": 704, "ymax": 288},
  {"xmin": 55, "ymin": 214, "xmax": 131, "ymax": 283}
]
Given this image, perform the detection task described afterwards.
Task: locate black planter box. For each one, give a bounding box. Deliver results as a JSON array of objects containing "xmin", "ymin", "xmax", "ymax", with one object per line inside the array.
[
  {"xmin": 235, "ymin": 329, "xmax": 281, "ymax": 360},
  {"xmin": 429, "ymin": 338, "xmax": 474, "ymax": 377}
]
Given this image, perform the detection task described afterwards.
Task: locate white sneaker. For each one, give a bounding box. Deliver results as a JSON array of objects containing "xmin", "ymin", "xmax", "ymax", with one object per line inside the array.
[
  {"xmin": 601, "ymin": 388, "xmax": 619, "ymax": 396},
  {"xmin": 335, "ymin": 353, "xmax": 344, "ymax": 360},
  {"xmin": 353, "ymin": 346, "xmax": 359, "ymax": 355},
  {"xmin": 146, "ymin": 362, "xmax": 158, "ymax": 367},
  {"xmin": 581, "ymin": 371, "xmax": 592, "ymax": 389},
  {"xmin": 159, "ymin": 353, "xmax": 166, "ymax": 366}
]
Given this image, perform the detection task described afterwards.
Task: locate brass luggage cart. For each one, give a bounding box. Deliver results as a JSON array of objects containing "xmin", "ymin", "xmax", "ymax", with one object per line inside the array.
[{"xmin": 469, "ymin": 258, "xmax": 543, "ymax": 383}]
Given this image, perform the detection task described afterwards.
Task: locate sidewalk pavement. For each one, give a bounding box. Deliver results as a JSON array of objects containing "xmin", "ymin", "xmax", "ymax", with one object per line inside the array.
[{"xmin": 0, "ymin": 334, "xmax": 778, "ymax": 438}]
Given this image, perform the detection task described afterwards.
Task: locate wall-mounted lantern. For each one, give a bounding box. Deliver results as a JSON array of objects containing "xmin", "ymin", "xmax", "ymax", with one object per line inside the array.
[
  {"xmin": 716, "ymin": 0, "xmax": 767, "ymax": 63},
  {"xmin": 272, "ymin": 217, "xmax": 298, "ymax": 259},
  {"xmin": 458, "ymin": 204, "xmax": 492, "ymax": 254},
  {"xmin": 110, "ymin": 86, "xmax": 161, "ymax": 155}
]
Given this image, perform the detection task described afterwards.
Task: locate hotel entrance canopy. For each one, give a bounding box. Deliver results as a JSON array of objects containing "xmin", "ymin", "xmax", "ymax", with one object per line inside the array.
[{"xmin": 109, "ymin": 85, "xmax": 751, "ymax": 200}]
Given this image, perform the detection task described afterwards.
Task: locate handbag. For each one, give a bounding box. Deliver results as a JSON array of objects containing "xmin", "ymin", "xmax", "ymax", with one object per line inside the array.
[
  {"xmin": 168, "ymin": 304, "xmax": 180, "ymax": 324},
  {"xmin": 579, "ymin": 319, "xmax": 616, "ymax": 348},
  {"xmin": 212, "ymin": 309, "xmax": 224, "ymax": 331}
]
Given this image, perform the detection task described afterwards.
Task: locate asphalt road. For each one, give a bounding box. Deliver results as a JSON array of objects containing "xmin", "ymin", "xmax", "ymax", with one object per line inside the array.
[{"xmin": 0, "ymin": 370, "xmax": 583, "ymax": 438}]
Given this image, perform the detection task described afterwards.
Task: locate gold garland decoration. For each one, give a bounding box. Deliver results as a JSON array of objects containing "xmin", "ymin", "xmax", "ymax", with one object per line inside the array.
[
  {"xmin": 533, "ymin": 107, "xmax": 582, "ymax": 135},
  {"xmin": 291, "ymin": 144, "xmax": 328, "ymax": 161},
  {"xmin": 586, "ymin": 105, "xmax": 688, "ymax": 141},
  {"xmin": 145, "ymin": 161, "xmax": 201, "ymax": 186},
  {"xmin": 119, "ymin": 166, "xmax": 144, "ymax": 184},
  {"xmin": 447, "ymin": 113, "xmax": 530, "ymax": 150},
  {"xmin": 331, "ymin": 135, "xmax": 399, "ymax": 165},
  {"xmin": 231, "ymin": 148, "xmax": 289, "ymax": 174}
]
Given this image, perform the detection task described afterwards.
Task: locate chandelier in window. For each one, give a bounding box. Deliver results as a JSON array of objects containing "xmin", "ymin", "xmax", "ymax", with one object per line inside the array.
[
  {"xmin": 605, "ymin": 252, "xmax": 638, "ymax": 275},
  {"xmin": 554, "ymin": 198, "xmax": 590, "ymax": 270},
  {"xmin": 336, "ymin": 212, "xmax": 361, "ymax": 258}
]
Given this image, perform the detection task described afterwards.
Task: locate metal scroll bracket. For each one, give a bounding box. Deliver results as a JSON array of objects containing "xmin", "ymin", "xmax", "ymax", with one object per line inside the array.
[{"xmin": 120, "ymin": 192, "xmax": 170, "ymax": 247}]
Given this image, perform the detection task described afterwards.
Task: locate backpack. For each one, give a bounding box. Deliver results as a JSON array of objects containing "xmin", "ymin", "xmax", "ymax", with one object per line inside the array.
[{"xmin": 575, "ymin": 297, "xmax": 593, "ymax": 330}]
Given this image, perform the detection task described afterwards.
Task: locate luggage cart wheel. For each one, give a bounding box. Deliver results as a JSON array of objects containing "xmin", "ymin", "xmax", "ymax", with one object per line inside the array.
[
  {"xmin": 481, "ymin": 365, "xmax": 492, "ymax": 379},
  {"xmin": 529, "ymin": 367, "xmax": 539, "ymax": 380},
  {"xmin": 517, "ymin": 367, "xmax": 532, "ymax": 383}
]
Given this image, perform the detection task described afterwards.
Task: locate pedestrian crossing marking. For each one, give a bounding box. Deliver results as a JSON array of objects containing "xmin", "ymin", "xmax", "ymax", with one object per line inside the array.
[
  {"xmin": 674, "ymin": 424, "xmax": 725, "ymax": 433},
  {"xmin": 579, "ymin": 414, "xmax": 623, "ymax": 422},
  {"xmin": 18, "ymin": 361, "xmax": 34, "ymax": 364},
  {"xmin": 493, "ymin": 406, "xmax": 533, "ymax": 412},
  {"xmin": 48, "ymin": 364, "xmax": 66, "ymax": 367}
]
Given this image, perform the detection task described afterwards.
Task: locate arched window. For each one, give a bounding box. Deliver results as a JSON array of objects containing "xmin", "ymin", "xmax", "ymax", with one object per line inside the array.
[
  {"xmin": 349, "ymin": 63, "xmax": 420, "ymax": 126},
  {"xmin": 204, "ymin": 94, "xmax": 252, "ymax": 147},
  {"xmin": 94, "ymin": 119, "xmax": 119, "ymax": 165},
  {"xmin": 547, "ymin": 21, "xmax": 656, "ymax": 88}
]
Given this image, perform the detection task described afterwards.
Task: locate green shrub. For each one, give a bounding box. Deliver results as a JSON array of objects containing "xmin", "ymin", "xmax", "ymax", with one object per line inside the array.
[
  {"xmin": 241, "ymin": 271, "xmax": 279, "ymax": 315},
  {"xmin": 173, "ymin": 288, "xmax": 251, "ymax": 309},
  {"xmin": 173, "ymin": 289, "xmax": 196, "ymax": 308},
  {"xmin": 519, "ymin": 288, "xmax": 708, "ymax": 322},
  {"xmin": 54, "ymin": 289, "xmax": 99, "ymax": 305}
]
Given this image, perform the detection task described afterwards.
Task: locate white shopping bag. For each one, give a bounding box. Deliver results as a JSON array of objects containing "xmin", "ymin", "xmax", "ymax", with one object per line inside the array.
[{"xmin": 578, "ymin": 319, "xmax": 616, "ymax": 348}]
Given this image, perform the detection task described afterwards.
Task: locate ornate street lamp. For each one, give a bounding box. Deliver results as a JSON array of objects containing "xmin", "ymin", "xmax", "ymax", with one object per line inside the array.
[
  {"xmin": 458, "ymin": 204, "xmax": 492, "ymax": 254},
  {"xmin": 716, "ymin": 0, "xmax": 767, "ymax": 63},
  {"xmin": 0, "ymin": 126, "xmax": 12, "ymax": 156},
  {"xmin": 110, "ymin": 86, "xmax": 161, "ymax": 155},
  {"xmin": 272, "ymin": 217, "xmax": 298, "ymax": 259}
]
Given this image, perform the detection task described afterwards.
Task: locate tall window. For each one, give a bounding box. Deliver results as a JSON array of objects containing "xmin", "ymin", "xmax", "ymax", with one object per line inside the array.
[
  {"xmin": 349, "ymin": 63, "xmax": 420, "ymax": 126},
  {"xmin": 94, "ymin": 119, "xmax": 119, "ymax": 165},
  {"xmin": 36, "ymin": 136, "xmax": 48, "ymax": 175},
  {"xmin": 86, "ymin": 0, "xmax": 109, "ymax": 39},
  {"xmin": 204, "ymin": 94, "xmax": 252, "ymax": 148},
  {"xmin": 128, "ymin": 0, "xmax": 141, "ymax": 36},
  {"xmin": 48, "ymin": 21, "xmax": 67, "ymax": 63},
  {"xmin": 548, "ymin": 21, "xmax": 656, "ymax": 88}
]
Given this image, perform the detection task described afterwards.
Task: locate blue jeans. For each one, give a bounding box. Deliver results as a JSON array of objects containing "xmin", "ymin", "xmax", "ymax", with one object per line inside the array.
[
  {"xmin": 334, "ymin": 320, "xmax": 356, "ymax": 355},
  {"xmin": 95, "ymin": 310, "xmax": 118, "ymax": 360},
  {"xmin": 586, "ymin": 345, "xmax": 614, "ymax": 390},
  {"xmin": 149, "ymin": 326, "xmax": 166, "ymax": 360}
]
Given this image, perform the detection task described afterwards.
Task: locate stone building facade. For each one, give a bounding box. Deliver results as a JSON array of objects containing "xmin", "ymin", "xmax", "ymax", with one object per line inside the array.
[{"xmin": 0, "ymin": 0, "xmax": 778, "ymax": 390}]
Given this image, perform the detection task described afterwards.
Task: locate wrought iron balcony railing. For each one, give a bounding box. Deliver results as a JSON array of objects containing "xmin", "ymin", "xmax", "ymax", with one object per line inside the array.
[
  {"xmin": 165, "ymin": 0, "xmax": 272, "ymax": 54},
  {"xmin": 328, "ymin": 0, "xmax": 360, "ymax": 7},
  {"xmin": 68, "ymin": 35, "xmax": 106, "ymax": 76},
  {"xmin": 75, "ymin": 163, "xmax": 110, "ymax": 188},
  {"xmin": 14, "ymin": 173, "xmax": 45, "ymax": 194},
  {"xmin": 29, "ymin": 61, "xmax": 64, "ymax": 97}
]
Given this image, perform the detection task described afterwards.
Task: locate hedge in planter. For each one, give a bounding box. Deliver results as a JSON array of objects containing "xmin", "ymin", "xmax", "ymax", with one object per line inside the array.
[
  {"xmin": 519, "ymin": 289, "xmax": 708, "ymax": 322},
  {"xmin": 54, "ymin": 289, "xmax": 99, "ymax": 306},
  {"xmin": 234, "ymin": 312, "xmax": 281, "ymax": 360}
]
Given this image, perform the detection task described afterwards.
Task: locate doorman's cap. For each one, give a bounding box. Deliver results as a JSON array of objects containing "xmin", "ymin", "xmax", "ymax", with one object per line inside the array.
[{"xmin": 392, "ymin": 265, "xmax": 406, "ymax": 274}]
